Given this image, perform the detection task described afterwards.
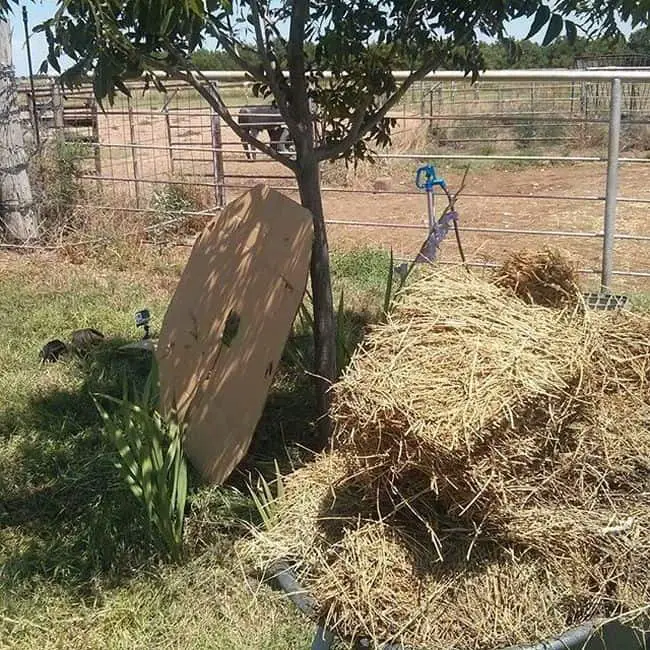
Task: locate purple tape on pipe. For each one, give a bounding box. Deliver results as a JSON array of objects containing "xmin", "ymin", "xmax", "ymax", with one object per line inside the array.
[{"xmin": 416, "ymin": 210, "xmax": 459, "ymax": 263}]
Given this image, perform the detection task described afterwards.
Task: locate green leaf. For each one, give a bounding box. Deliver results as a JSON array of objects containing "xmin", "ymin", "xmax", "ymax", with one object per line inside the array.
[
  {"xmin": 114, "ymin": 79, "xmax": 132, "ymax": 98},
  {"xmin": 274, "ymin": 460, "xmax": 284, "ymax": 502},
  {"xmin": 526, "ymin": 5, "xmax": 550, "ymax": 39},
  {"xmin": 47, "ymin": 51, "xmax": 61, "ymax": 74},
  {"xmin": 175, "ymin": 458, "xmax": 188, "ymax": 537},
  {"xmin": 542, "ymin": 14, "xmax": 564, "ymax": 46}
]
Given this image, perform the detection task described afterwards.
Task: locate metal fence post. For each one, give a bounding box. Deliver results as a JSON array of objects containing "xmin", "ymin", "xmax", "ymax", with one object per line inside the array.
[{"xmin": 601, "ymin": 77, "xmax": 622, "ymax": 292}]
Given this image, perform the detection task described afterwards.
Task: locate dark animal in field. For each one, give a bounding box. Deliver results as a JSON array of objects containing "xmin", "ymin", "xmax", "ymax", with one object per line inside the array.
[
  {"xmin": 70, "ymin": 328, "xmax": 105, "ymax": 353},
  {"xmin": 40, "ymin": 339, "xmax": 68, "ymax": 363},
  {"xmin": 39, "ymin": 328, "xmax": 105, "ymax": 364},
  {"xmin": 237, "ymin": 105, "xmax": 292, "ymax": 161}
]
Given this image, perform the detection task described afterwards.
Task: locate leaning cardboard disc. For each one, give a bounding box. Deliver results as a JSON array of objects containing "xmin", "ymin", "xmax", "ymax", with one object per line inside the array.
[{"xmin": 156, "ymin": 184, "xmax": 313, "ymax": 484}]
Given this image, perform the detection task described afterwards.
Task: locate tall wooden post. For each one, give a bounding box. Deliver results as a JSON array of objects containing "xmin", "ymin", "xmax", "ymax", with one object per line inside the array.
[
  {"xmin": 211, "ymin": 110, "xmax": 226, "ymax": 208},
  {"xmin": 91, "ymin": 99, "xmax": 101, "ymax": 176},
  {"xmin": 0, "ymin": 18, "xmax": 38, "ymax": 241},
  {"xmin": 51, "ymin": 80, "xmax": 64, "ymax": 140},
  {"xmin": 127, "ymin": 96, "xmax": 141, "ymax": 207}
]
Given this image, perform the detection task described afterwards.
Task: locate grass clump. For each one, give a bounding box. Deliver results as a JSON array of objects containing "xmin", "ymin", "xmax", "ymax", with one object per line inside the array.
[
  {"xmin": 94, "ymin": 363, "xmax": 188, "ymax": 563},
  {"xmin": 0, "ymin": 254, "xmax": 316, "ymax": 648}
]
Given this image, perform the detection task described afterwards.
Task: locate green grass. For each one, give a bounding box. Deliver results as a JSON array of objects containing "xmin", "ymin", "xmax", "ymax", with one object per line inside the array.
[
  {"xmin": 0, "ymin": 248, "xmax": 388, "ymax": 649},
  {"xmin": 2, "ymin": 245, "xmax": 647, "ymax": 648}
]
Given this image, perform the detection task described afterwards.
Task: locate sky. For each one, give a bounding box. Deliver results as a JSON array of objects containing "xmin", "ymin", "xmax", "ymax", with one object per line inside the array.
[{"xmin": 7, "ymin": 0, "xmax": 635, "ymax": 78}]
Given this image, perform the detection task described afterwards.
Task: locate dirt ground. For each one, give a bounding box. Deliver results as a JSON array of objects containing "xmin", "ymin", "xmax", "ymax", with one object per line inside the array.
[{"xmin": 94, "ymin": 108, "xmax": 650, "ymax": 292}]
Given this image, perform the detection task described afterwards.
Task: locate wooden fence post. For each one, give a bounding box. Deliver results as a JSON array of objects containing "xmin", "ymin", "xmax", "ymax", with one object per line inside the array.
[
  {"xmin": 164, "ymin": 107, "xmax": 174, "ymax": 176},
  {"xmin": 530, "ymin": 83, "xmax": 535, "ymax": 115},
  {"xmin": 91, "ymin": 99, "xmax": 101, "ymax": 177},
  {"xmin": 51, "ymin": 80, "xmax": 64, "ymax": 140},
  {"xmin": 211, "ymin": 110, "xmax": 226, "ymax": 208},
  {"xmin": 0, "ymin": 19, "xmax": 38, "ymax": 241},
  {"xmin": 127, "ymin": 96, "xmax": 141, "ymax": 208}
]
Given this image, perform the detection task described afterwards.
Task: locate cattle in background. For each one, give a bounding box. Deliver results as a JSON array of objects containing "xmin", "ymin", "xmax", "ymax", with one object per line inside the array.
[{"xmin": 236, "ymin": 104, "xmax": 292, "ymax": 161}]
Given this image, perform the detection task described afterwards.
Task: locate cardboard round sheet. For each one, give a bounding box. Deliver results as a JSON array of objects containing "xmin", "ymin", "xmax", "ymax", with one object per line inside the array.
[{"xmin": 156, "ymin": 184, "xmax": 313, "ymax": 484}]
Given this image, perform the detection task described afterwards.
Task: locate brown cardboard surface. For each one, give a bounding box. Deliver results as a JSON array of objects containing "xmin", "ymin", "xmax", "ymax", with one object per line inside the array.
[{"xmin": 156, "ymin": 184, "xmax": 313, "ymax": 484}]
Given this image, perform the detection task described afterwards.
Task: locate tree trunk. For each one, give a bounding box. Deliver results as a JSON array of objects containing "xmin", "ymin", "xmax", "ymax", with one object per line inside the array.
[
  {"xmin": 0, "ymin": 19, "xmax": 38, "ymax": 242},
  {"xmin": 296, "ymin": 155, "xmax": 336, "ymax": 448}
]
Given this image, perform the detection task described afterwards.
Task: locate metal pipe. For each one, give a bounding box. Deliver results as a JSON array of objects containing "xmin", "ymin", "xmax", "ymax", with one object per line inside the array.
[
  {"xmin": 426, "ymin": 189, "xmax": 435, "ymax": 232},
  {"xmin": 601, "ymin": 78, "xmax": 622, "ymax": 292},
  {"xmin": 92, "ymin": 107, "xmax": 639, "ymax": 126},
  {"xmin": 129, "ymin": 68, "xmax": 650, "ymax": 83},
  {"xmin": 324, "ymin": 219, "xmax": 601, "ymax": 238},
  {"xmin": 21, "ymin": 5, "xmax": 40, "ymax": 148},
  {"xmin": 367, "ymin": 152, "xmax": 650, "ymax": 164},
  {"xmin": 95, "ymin": 107, "xmax": 642, "ymax": 125}
]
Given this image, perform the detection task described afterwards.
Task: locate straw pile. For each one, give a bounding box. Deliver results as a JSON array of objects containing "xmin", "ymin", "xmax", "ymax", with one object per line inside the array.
[
  {"xmin": 494, "ymin": 247, "xmax": 580, "ymax": 308},
  {"xmin": 244, "ymin": 263, "xmax": 650, "ymax": 649}
]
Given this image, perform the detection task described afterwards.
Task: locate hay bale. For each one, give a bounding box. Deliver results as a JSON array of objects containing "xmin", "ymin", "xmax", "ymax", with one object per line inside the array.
[
  {"xmin": 245, "ymin": 265, "xmax": 650, "ymax": 649},
  {"xmin": 245, "ymin": 460, "xmax": 638, "ymax": 649},
  {"xmin": 246, "ymin": 435, "xmax": 649, "ymax": 649},
  {"xmin": 330, "ymin": 266, "xmax": 596, "ymax": 519},
  {"xmin": 242, "ymin": 451, "xmax": 355, "ymax": 567},
  {"xmin": 494, "ymin": 248, "xmax": 581, "ymax": 308}
]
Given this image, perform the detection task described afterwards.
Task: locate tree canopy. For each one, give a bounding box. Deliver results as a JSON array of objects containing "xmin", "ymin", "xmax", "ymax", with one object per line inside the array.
[
  {"xmin": 0, "ymin": 0, "xmax": 647, "ymax": 165},
  {"xmin": 0, "ymin": 1, "xmax": 647, "ymax": 165}
]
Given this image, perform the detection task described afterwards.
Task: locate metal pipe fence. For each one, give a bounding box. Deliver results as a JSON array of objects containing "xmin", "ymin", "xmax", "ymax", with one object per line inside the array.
[{"xmin": 14, "ymin": 69, "xmax": 650, "ymax": 292}]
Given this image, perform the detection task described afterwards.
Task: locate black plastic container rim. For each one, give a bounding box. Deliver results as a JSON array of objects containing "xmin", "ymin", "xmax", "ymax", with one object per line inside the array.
[{"xmin": 269, "ymin": 560, "xmax": 648, "ymax": 650}]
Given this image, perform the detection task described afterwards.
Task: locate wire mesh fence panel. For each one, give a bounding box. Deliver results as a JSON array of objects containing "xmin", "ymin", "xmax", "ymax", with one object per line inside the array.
[{"xmin": 13, "ymin": 72, "xmax": 650, "ymax": 291}]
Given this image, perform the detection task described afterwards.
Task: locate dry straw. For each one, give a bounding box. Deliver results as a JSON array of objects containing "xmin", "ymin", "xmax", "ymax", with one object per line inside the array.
[
  {"xmin": 493, "ymin": 247, "xmax": 581, "ymax": 308},
  {"xmin": 244, "ymin": 254, "xmax": 650, "ymax": 649}
]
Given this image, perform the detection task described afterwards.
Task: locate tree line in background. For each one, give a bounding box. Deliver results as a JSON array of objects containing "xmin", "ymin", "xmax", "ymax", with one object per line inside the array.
[{"xmin": 191, "ymin": 29, "xmax": 650, "ymax": 72}]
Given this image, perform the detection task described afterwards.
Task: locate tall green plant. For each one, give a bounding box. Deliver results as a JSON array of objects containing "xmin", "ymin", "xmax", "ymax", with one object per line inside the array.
[
  {"xmin": 287, "ymin": 250, "xmax": 410, "ymax": 377},
  {"xmin": 247, "ymin": 460, "xmax": 285, "ymax": 531},
  {"xmin": 288, "ymin": 288, "xmax": 354, "ymax": 375},
  {"xmin": 93, "ymin": 365, "xmax": 188, "ymax": 562}
]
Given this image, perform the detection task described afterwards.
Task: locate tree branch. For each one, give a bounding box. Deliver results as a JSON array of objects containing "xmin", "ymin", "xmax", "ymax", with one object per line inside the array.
[
  {"xmin": 248, "ymin": 0, "xmax": 297, "ymax": 135},
  {"xmin": 315, "ymin": 64, "xmax": 436, "ymax": 162},
  {"xmin": 249, "ymin": 0, "xmax": 274, "ymax": 79},
  {"xmin": 259, "ymin": 7, "xmax": 286, "ymax": 47},
  {"xmin": 212, "ymin": 32, "xmax": 265, "ymax": 82},
  {"xmin": 315, "ymin": 97, "xmax": 372, "ymax": 163},
  {"xmin": 152, "ymin": 59, "xmax": 296, "ymax": 171},
  {"xmin": 287, "ymin": 0, "xmax": 311, "ymax": 144}
]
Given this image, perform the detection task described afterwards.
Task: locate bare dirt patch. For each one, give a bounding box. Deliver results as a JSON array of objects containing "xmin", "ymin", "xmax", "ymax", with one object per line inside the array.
[{"xmin": 94, "ymin": 109, "xmax": 650, "ymax": 292}]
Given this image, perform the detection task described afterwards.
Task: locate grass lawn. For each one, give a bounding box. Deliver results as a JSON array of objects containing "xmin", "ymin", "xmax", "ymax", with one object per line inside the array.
[
  {"xmin": 0, "ymin": 246, "xmax": 391, "ymax": 649},
  {"xmin": 3, "ymin": 243, "xmax": 647, "ymax": 649}
]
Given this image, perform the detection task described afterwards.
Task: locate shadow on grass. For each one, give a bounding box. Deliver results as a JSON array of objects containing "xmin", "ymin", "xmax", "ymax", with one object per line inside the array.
[
  {"xmin": 0, "ymin": 297, "xmax": 377, "ymax": 596},
  {"xmin": 0, "ymin": 336, "xmax": 315, "ymax": 593},
  {"xmin": 0, "ymin": 338, "xmax": 159, "ymax": 594}
]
